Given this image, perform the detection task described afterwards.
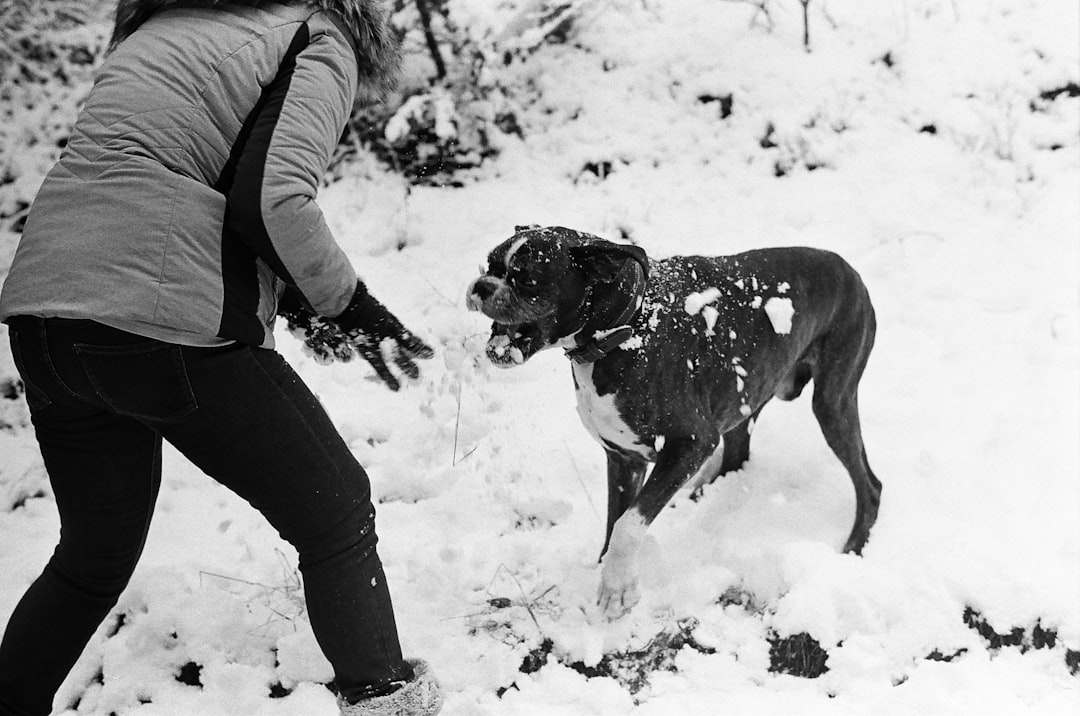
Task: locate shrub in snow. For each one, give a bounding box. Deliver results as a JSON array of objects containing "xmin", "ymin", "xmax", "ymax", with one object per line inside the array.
[
  {"xmin": 963, "ymin": 607, "xmax": 1080, "ymax": 675},
  {"xmin": 0, "ymin": 376, "xmax": 29, "ymax": 433},
  {"xmin": 499, "ymin": 618, "xmax": 718, "ymax": 700},
  {"xmin": 327, "ymin": 0, "xmax": 599, "ymax": 186},
  {"xmin": 767, "ymin": 630, "xmax": 830, "ymax": 678},
  {"xmin": 0, "ymin": 1, "xmax": 109, "ymax": 232}
]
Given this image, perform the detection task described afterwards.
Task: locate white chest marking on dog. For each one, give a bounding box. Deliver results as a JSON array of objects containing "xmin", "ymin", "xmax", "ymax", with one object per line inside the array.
[
  {"xmin": 572, "ymin": 362, "xmax": 652, "ymax": 459},
  {"xmin": 764, "ymin": 297, "xmax": 795, "ymax": 334}
]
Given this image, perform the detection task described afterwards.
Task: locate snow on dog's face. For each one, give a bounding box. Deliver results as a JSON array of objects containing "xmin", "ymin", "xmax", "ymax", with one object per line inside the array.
[
  {"xmin": 462, "ymin": 226, "xmax": 583, "ymax": 367},
  {"xmin": 467, "ymin": 226, "xmax": 649, "ymax": 367},
  {"xmin": 467, "ymin": 226, "xmax": 588, "ymax": 367}
]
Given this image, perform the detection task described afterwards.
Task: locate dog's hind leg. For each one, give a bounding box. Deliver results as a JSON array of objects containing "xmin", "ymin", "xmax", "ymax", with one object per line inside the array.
[
  {"xmin": 690, "ymin": 405, "xmax": 766, "ymax": 499},
  {"xmin": 601, "ymin": 450, "xmax": 647, "ymax": 558},
  {"xmin": 813, "ymin": 391, "xmax": 880, "ymax": 554},
  {"xmin": 719, "ymin": 404, "xmax": 765, "ymax": 475},
  {"xmin": 811, "ymin": 311, "xmax": 881, "ymax": 555}
]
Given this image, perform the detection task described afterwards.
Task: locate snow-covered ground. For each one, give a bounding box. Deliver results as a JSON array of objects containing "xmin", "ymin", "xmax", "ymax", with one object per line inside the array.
[{"xmin": 1, "ymin": 1, "xmax": 1078, "ymax": 714}]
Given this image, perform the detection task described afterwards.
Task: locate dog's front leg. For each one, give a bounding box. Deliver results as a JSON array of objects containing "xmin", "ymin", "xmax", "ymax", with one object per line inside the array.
[
  {"xmin": 601, "ymin": 450, "xmax": 648, "ymax": 559},
  {"xmin": 598, "ymin": 437, "xmax": 712, "ymax": 621}
]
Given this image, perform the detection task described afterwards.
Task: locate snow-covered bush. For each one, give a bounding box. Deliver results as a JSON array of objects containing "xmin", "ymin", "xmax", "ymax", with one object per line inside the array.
[
  {"xmin": 328, "ymin": 0, "xmax": 600, "ymax": 186},
  {"xmin": 0, "ymin": 1, "xmax": 110, "ymax": 233}
]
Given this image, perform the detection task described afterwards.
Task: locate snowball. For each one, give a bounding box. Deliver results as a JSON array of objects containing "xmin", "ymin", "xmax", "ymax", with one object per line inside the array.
[
  {"xmin": 702, "ymin": 305, "xmax": 719, "ymax": 334},
  {"xmin": 764, "ymin": 297, "xmax": 795, "ymax": 334},
  {"xmin": 685, "ymin": 287, "xmax": 721, "ymax": 315},
  {"xmin": 488, "ymin": 334, "xmax": 511, "ymax": 356}
]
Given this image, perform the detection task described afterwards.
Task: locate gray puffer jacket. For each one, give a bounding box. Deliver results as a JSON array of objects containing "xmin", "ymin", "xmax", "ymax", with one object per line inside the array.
[{"xmin": 0, "ymin": 0, "xmax": 399, "ymax": 347}]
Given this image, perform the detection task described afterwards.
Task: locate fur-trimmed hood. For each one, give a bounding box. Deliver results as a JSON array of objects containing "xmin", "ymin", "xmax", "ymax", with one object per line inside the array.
[{"xmin": 109, "ymin": 0, "xmax": 400, "ymax": 98}]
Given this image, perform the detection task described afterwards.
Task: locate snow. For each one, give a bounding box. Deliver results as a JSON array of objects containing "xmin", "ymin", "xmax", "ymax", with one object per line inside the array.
[
  {"xmin": 701, "ymin": 306, "xmax": 719, "ymax": 336},
  {"xmin": 1, "ymin": 0, "xmax": 1079, "ymax": 714},
  {"xmin": 684, "ymin": 289, "xmax": 723, "ymax": 336},
  {"xmin": 764, "ymin": 297, "xmax": 795, "ymax": 335},
  {"xmin": 684, "ymin": 288, "xmax": 721, "ymax": 316}
]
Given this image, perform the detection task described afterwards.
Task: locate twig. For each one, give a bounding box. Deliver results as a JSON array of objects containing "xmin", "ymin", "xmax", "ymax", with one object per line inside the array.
[
  {"xmin": 414, "ymin": 269, "xmax": 458, "ymax": 307},
  {"xmin": 563, "ymin": 440, "xmax": 601, "ymax": 522},
  {"xmin": 719, "ymin": 0, "xmax": 775, "ymax": 31},
  {"xmin": 442, "ymin": 566, "xmax": 557, "ymax": 625},
  {"xmin": 452, "ymin": 379, "xmax": 462, "ymax": 465},
  {"xmin": 414, "ymin": 0, "xmax": 447, "ymax": 80},
  {"xmin": 800, "ymin": 0, "xmax": 811, "ymax": 50}
]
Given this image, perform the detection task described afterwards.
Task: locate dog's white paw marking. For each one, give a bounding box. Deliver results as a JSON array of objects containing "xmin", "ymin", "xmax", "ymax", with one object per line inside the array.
[
  {"xmin": 597, "ymin": 510, "xmax": 648, "ymax": 620},
  {"xmin": 598, "ymin": 571, "xmax": 641, "ymax": 621}
]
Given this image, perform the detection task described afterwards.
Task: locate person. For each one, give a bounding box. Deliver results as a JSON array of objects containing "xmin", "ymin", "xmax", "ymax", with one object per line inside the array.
[{"xmin": 0, "ymin": 1, "xmax": 443, "ymax": 714}]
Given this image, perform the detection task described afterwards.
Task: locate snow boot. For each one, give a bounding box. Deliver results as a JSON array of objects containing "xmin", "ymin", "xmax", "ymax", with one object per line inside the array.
[{"xmin": 338, "ymin": 659, "xmax": 443, "ymax": 716}]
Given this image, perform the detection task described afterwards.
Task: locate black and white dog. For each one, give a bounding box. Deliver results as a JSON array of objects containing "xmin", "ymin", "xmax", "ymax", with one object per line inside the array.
[{"xmin": 466, "ymin": 225, "xmax": 880, "ymax": 620}]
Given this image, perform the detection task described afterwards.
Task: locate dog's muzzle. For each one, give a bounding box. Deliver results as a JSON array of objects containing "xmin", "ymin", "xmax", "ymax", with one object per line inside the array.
[
  {"xmin": 467, "ymin": 276, "xmax": 542, "ymax": 367},
  {"xmin": 466, "ymin": 276, "xmax": 500, "ymax": 313}
]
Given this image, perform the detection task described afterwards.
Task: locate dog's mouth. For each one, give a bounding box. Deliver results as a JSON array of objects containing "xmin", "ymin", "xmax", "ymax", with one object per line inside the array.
[{"xmin": 485, "ymin": 321, "xmax": 542, "ymax": 367}]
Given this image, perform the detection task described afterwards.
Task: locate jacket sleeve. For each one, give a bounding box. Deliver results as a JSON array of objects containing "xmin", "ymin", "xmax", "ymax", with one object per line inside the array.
[{"xmin": 223, "ymin": 21, "xmax": 359, "ymax": 318}]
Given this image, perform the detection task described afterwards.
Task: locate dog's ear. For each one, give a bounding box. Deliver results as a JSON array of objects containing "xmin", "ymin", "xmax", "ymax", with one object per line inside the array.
[{"xmin": 570, "ymin": 240, "xmax": 649, "ymax": 283}]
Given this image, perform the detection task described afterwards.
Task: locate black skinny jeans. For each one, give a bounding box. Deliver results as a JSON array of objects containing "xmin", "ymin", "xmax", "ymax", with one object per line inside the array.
[{"xmin": 0, "ymin": 317, "xmax": 410, "ymax": 715}]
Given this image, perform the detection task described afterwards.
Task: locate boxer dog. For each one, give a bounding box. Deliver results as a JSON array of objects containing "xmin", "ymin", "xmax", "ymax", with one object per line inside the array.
[{"xmin": 466, "ymin": 225, "xmax": 880, "ymax": 620}]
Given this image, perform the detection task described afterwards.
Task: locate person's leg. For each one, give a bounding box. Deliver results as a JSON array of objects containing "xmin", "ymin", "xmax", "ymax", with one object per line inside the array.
[
  {"xmin": 0, "ymin": 319, "xmax": 162, "ymax": 716},
  {"xmin": 157, "ymin": 342, "xmax": 410, "ymax": 700}
]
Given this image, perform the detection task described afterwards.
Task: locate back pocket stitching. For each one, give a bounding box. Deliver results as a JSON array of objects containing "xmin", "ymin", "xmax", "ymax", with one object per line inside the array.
[{"xmin": 74, "ymin": 342, "xmax": 197, "ymax": 424}]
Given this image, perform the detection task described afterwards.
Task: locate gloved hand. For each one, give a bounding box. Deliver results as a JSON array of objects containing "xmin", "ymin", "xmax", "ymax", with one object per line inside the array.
[
  {"xmin": 332, "ymin": 281, "xmax": 435, "ymax": 391},
  {"xmin": 278, "ymin": 283, "xmax": 433, "ymax": 391}
]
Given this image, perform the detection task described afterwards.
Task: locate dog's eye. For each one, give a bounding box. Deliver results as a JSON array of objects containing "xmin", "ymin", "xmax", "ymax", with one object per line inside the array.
[{"xmin": 514, "ymin": 274, "xmax": 538, "ymax": 288}]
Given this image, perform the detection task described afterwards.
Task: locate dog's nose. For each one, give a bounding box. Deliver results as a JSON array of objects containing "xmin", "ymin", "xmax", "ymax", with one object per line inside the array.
[{"xmin": 466, "ymin": 277, "xmax": 495, "ymax": 311}]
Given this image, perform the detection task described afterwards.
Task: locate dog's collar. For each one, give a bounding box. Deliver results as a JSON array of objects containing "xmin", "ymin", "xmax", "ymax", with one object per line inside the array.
[
  {"xmin": 565, "ymin": 325, "xmax": 636, "ymax": 364},
  {"xmin": 565, "ymin": 259, "xmax": 647, "ymax": 365}
]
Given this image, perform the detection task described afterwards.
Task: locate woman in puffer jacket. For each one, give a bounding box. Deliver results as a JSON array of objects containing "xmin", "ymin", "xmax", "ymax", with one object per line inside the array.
[{"xmin": 0, "ymin": 1, "xmax": 441, "ymax": 714}]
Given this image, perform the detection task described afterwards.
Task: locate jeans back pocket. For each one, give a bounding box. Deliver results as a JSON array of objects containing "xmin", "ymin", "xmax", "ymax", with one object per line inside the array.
[
  {"xmin": 74, "ymin": 341, "xmax": 197, "ymax": 424},
  {"xmin": 8, "ymin": 328, "xmax": 53, "ymax": 412}
]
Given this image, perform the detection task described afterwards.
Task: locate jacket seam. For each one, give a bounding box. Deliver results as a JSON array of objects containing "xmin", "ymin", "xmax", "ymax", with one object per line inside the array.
[
  {"xmin": 150, "ymin": 169, "xmax": 183, "ymax": 322},
  {"xmin": 184, "ymin": 20, "xmax": 304, "ymax": 177},
  {"xmin": 184, "ymin": 15, "xmax": 339, "ymax": 177},
  {"xmin": 153, "ymin": 17, "xmax": 328, "ymax": 325}
]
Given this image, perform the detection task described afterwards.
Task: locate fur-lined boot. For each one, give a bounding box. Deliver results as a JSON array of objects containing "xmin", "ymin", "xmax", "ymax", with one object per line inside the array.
[{"xmin": 338, "ymin": 660, "xmax": 443, "ymax": 716}]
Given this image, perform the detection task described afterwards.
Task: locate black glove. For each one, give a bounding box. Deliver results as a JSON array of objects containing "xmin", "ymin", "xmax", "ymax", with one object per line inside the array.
[
  {"xmin": 278, "ymin": 283, "xmax": 433, "ymax": 390},
  {"xmin": 333, "ymin": 281, "xmax": 435, "ymax": 390},
  {"xmin": 277, "ymin": 287, "xmax": 356, "ymax": 363}
]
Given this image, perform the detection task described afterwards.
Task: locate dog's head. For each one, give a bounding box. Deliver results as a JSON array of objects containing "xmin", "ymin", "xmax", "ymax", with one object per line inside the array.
[{"xmin": 467, "ymin": 225, "xmax": 648, "ymax": 367}]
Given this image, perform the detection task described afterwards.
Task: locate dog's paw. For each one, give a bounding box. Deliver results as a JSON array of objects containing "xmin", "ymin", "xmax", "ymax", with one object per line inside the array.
[{"xmin": 597, "ymin": 573, "xmax": 641, "ymax": 621}]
